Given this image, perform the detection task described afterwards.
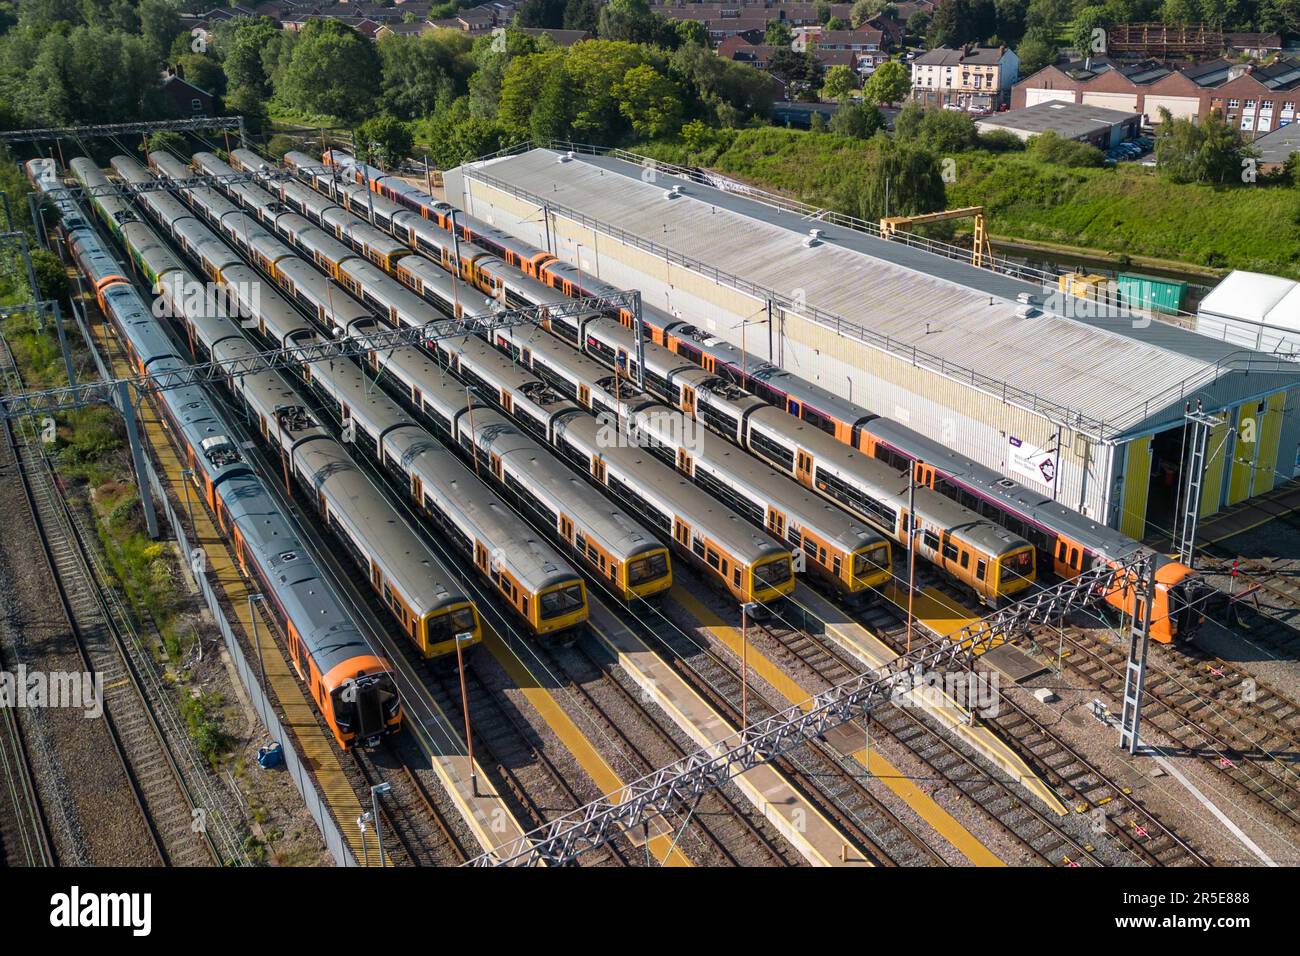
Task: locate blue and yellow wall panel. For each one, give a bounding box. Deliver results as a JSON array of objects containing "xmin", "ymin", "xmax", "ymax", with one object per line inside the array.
[
  {"xmin": 1119, "ymin": 435, "xmax": 1151, "ymax": 540},
  {"xmin": 1199, "ymin": 416, "xmax": 1231, "ymax": 517}
]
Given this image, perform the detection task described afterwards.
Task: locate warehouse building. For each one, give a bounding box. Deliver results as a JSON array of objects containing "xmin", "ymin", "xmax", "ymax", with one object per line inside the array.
[
  {"xmin": 974, "ymin": 101, "xmax": 1141, "ymax": 147},
  {"xmin": 446, "ymin": 148, "xmax": 1300, "ymax": 541}
]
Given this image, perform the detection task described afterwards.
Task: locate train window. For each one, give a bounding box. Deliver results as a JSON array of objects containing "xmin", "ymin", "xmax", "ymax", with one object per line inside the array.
[
  {"xmin": 733, "ymin": 568, "xmax": 741, "ymax": 587},
  {"xmin": 1056, "ymin": 541, "xmax": 1066, "ymax": 562},
  {"xmin": 923, "ymin": 530, "xmax": 939, "ymax": 552},
  {"xmin": 1070, "ymin": 547, "xmax": 1079, "ymax": 567},
  {"xmin": 748, "ymin": 429, "xmax": 795, "ymax": 470},
  {"xmin": 960, "ymin": 552, "xmax": 970, "ymax": 569},
  {"xmin": 832, "ymin": 556, "xmax": 841, "ymax": 577},
  {"xmin": 942, "ymin": 542, "xmax": 958, "ymax": 562},
  {"xmin": 976, "ymin": 560, "xmax": 986, "ymax": 581},
  {"xmin": 818, "ymin": 548, "xmax": 827, "ymax": 565},
  {"xmin": 692, "ymin": 537, "xmax": 705, "ymax": 558},
  {"xmin": 706, "ymin": 548, "xmax": 721, "ymax": 570}
]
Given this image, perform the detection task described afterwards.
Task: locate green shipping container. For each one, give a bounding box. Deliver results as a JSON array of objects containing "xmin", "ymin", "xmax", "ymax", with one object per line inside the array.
[{"xmin": 1117, "ymin": 273, "xmax": 1187, "ymax": 314}]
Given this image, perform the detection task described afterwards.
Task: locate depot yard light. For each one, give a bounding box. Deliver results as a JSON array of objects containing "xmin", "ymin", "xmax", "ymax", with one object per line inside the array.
[{"xmin": 455, "ymin": 631, "xmax": 477, "ymax": 796}]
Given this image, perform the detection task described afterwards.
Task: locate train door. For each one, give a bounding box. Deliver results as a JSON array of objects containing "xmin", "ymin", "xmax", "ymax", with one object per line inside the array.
[
  {"xmin": 913, "ymin": 461, "xmax": 936, "ymax": 489},
  {"xmin": 560, "ymin": 515, "xmax": 574, "ymax": 543},
  {"xmin": 788, "ymin": 398, "xmax": 801, "ymax": 418},
  {"xmin": 490, "ymin": 454, "xmax": 503, "ymax": 480},
  {"xmin": 592, "ymin": 458, "xmax": 607, "ymax": 483},
  {"xmin": 795, "ymin": 449, "xmax": 813, "ymax": 484},
  {"xmin": 767, "ymin": 508, "xmax": 786, "ymax": 539},
  {"xmin": 411, "ymin": 474, "xmax": 423, "ymax": 505},
  {"xmin": 1053, "ymin": 538, "xmax": 1083, "ymax": 578},
  {"xmin": 578, "ymin": 383, "xmax": 591, "ymax": 407},
  {"xmin": 681, "ymin": 385, "xmax": 696, "ymax": 415},
  {"xmin": 521, "ymin": 347, "xmax": 532, "ymax": 368},
  {"xmin": 501, "ymin": 393, "xmax": 513, "ymax": 414},
  {"xmin": 702, "ymin": 354, "xmax": 716, "ymax": 374},
  {"xmin": 474, "ymin": 542, "xmax": 488, "ymax": 572},
  {"xmin": 673, "ymin": 518, "xmax": 690, "ymax": 549},
  {"xmin": 676, "ymin": 448, "xmax": 693, "ymax": 475}
]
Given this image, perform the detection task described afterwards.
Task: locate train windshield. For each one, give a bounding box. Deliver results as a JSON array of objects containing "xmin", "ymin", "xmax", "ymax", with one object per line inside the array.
[
  {"xmin": 754, "ymin": 556, "xmax": 793, "ymax": 588},
  {"xmin": 852, "ymin": 544, "xmax": 890, "ymax": 579},
  {"xmin": 540, "ymin": 583, "xmax": 585, "ymax": 619},
  {"xmin": 332, "ymin": 672, "xmax": 397, "ymax": 741},
  {"xmin": 448, "ymin": 605, "xmax": 477, "ymax": 635},
  {"xmin": 628, "ymin": 551, "xmax": 669, "ymax": 586},
  {"xmin": 1002, "ymin": 549, "xmax": 1036, "ymax": 585}
]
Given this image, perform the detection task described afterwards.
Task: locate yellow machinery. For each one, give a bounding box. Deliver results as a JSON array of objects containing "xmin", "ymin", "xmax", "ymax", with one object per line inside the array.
[{"xmin": 879, "ymin": 206, "xmax": 993, "ymax": 268}]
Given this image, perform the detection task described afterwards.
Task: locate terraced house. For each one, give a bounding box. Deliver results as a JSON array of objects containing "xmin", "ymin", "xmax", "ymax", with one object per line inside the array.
[{"xmin": 910, "ymin": 45, "xmax": 1020, "ymax": 110}]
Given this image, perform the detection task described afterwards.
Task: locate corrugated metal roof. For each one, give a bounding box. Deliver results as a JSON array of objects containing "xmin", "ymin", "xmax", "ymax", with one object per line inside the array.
[{"xmin": 460, "ymin": 148, "xmax": 1298, "ymax": 439}]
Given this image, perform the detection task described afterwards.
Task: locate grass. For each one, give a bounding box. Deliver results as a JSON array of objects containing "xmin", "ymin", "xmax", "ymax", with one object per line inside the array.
[
  {"xmin": 638, "ymin": 126, "xmax": 1300, "ymax": 279},
  {"xmin": 181, "ymin": 691, "xmax": 232, "ymax": 770}
]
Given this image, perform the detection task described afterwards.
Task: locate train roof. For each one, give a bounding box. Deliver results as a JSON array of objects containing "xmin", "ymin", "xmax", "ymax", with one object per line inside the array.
[
  {"xmin": 147, "ymin": 151, "xmax": 192, "ymax": 179},
  {"xmin": 273, "ymin": 258, "xmax": 372, "ymax": 330},
  {"xmin": 337, "ymin": 258, "xmax": 439, "ymax": 325},
  {"xmin": 381, "ymin": 425, "xmax": 581, "ymax": 593},
  {"xmin": 292, "ymin": 438, "xmax": 468, "ymax": 614},
  {"xmin": 219, "ymin": 471, "xmax": 373, "ymax": 674},
  {"xmin": 465, "ymin": 408, "xmax": 664, "ymax": 560},
  {"xmin": 555, "ymin": 412, "xmax": 790, "ymax": 563},
  {"xmin": 309, "ymin": 349, "xmax": 416, "ymax": 438}
]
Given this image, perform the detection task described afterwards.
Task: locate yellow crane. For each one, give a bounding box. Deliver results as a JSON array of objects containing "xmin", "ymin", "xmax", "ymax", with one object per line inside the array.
[{"xmin": 879, "ymin": 206, "xmax": 993, "ymax": 268}]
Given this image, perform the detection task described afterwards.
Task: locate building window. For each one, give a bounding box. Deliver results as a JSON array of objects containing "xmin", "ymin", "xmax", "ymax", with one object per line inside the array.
[
  {"xmin": 191, "ymin": 98, "xmax": 202, "ymax": 113},
  {"xmin": 1228, "ymin": 98, "xmax": 1239, "ymax": 108},
  {"xmin": 1244, "ymin": 99, "xmax": 1256, "ymax": 108},
  {"xmin": 1284, "ymin": 101, "xmax": 1296, "ymax": 112},
  {"xmin": 1262, "ymin": 100, "xmax": 1274, "ymax": 110}
]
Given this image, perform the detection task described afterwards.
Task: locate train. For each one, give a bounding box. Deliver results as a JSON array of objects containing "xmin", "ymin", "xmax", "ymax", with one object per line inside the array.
[
  {"xmin": 183, "ymin": 149, "xmax": 796, "ymax": 607},
  {"xmin": 133, "ymin": 151, "xmax": 599, "ymax": 633},
  {"xmin": 299, "ymin": 149, "xmax": 1202, "ymax": 641},
  {"xmin": 32, "ymin": 157, "xmax": 401, "ymax": 749},
  {"xmin": 86, "ymin": 154, "xmax": 490, "ymax": 659}
]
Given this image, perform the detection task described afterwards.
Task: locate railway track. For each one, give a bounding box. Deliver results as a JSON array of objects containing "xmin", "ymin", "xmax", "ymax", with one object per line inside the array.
[
  {"xmin": 0, "ymin": 338, "xmax": 228, "ymax": 867},
  {"xmin": 535, "ymin": 636, "xmax": 801, "ymax": 866},
  {"xmin": 349, "ymin": 741, "xmax": 469, "ymax": 866},
  {"xmin": 641, "ymin": 595, "xmax": 949, "ymax": 866},
  {"xmin": 756, "ymin": 608, "xmax": 1105, "ymax": 866},
  {"xmin": 0, "ymin": 643, "xmax": 54, "ymax": 866},
  {"xmin": 1048, "ymin": 624, "xmax": 1300, "ymax": 830},
  {"xmin": 847, "ymin": 595, "xmax": 1209, "ymax": 866},
  {"xmin": 428, "ymin": 655, "xmax": 630, "ymax": 866}
]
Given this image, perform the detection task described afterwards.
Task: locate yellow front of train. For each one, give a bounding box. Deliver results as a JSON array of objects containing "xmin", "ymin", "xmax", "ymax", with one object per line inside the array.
[
  {"xmin": 749, "ymin": 552, "xmax": 796, "ymax": 603},
  {"xmin": 848, "ymin": 541, "xmax": 893, "ymax": 594},
  {"xmin": 623, "ymin": 547, "xmax": 673, "ymax": 601},
  {"xmin": 533, "ymin": 578, "xmax": 590, "ymax": 635},
  {"xmin": 422, "ymin": 602, "xmax": 483, "ymax": 658},
  {"xmin": 994, "ymin": 545, "xmax": 1037, "ymax": 601}
]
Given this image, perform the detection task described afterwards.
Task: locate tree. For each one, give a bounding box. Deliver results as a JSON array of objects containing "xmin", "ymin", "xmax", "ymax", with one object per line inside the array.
[
  {"xmin": 1026, "ymin": 129, "xmax": 1103, "ymax": 166},
  {"xmin": 863, "ymin": 59, "xmax": 909, "ymax": 105},
  {"xmin": 140, "ymin": 129, "xmax": 186, "ymax": 157},
  {"xmin": 1155, "ymin": 107, "xmax": 1253, "ymax": 185},
  {"xmin": 675, "ymin": 19, "xmax": 707, "ymax": 47},
  {"xmin": 825, "ymin": 16, "xmax": 847, "ymax": 29},
  {"xmin": 563, "ymin": 0, "xmax": 600, "ymax": 31},
  {"xmin": 1071, "ymin": 5, "xmax": 1109, "ymax": 57},
  {"xmin": 822, "ymin": 64, "xmax": 858, "ymax": 101},
  {"xmin": 765, "ymin": 20, "xmax": 793, "ymax": 47},
  {"xmin": 851, "ymin": 0, "xmax": 888, "ymax": 26},
  {"xmin": 815, "ymin": 0, "xmax": 833, "ymax": 23},
  {"xmin": 1160, "ymin": 0, "xmax": 1197, "ymax": 25},
  {"xmin": 905, "ymin": 10, "xmax": 932, "ymax": 39},
  {"xmin": 829, "ymin": 100, "xmax": 883, "ymax": 137},
  {"xmin": 17, "ymin": 25, "xmax": 159, "ymax": 125},
  {"xmin": 139, "ymin": 0, "xmax": 181, "ymax": 61},
  {"xmin": 31, "ymin": 248, "xmax": 66, "ymax": 301},
  {"xmin": 767, "ymin": 48, "xmax": 823, "ymax": 100},
  {"xmin": 597, "ymin": 0, "xmax": 660, "ymax": 43},
  {"xmin": 379, "ymin": 30, "xmax": 473, "ymax": 120},
  {"xmin": 223, "ymin": 83, "xmax": 268, "ymax": 133},
  {"xmin": 278, "ymin": 19, "xmax": 381, "ymax": 123},
  {"xmin": 894, "ymin": 102, "xmax": 977, "ymax": 150},
  {"xmin": 1015, "ymin": 29, "xmax": 1056, "ymax": 76},
  {"xmin": 614, "ymin": 63, "xmax": 682, "ymax": 138},
  {"xmin": 669, "ymin": 43, "xmax": 775, "ymax": 125},
  {"xmin": 355, "ymin": 114, "xmax": 414, "ymax": 169},
  {"xmin": 177, "ymin": 52, "xmax": 224, "ymax": 96},
  {"xmin": 215, "ymin": 16, "xmax": 282, "ymax": 96},
  {"xmin": 515, "ymin": 0, "xmax": 567, "ymax": 28},
  {"xmin": 834, "ymin": 137, "xmax": 945, "ymax": 219}
]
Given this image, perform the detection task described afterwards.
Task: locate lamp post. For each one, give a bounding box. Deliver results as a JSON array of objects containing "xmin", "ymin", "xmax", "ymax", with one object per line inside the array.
[
  {"xmin": 454, "ymin": 630, "xmax": 477, "ymax": 796},
  {"xmin": 370, "ymin": 782, "xmax": 392, "ymax": 867}
]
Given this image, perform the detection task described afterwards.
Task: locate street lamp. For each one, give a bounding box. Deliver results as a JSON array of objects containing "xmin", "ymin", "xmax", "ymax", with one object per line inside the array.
[
  {"xmin": 454, "ymin": 631, "xmax": 476, "ymax": 796},
  {"xmin": 370, "ymin": 782, "xmax": 392, "ymax": 867},
  {"xmin": 740, "ymin": 602, "xmax": 759, "ymax": 735}
]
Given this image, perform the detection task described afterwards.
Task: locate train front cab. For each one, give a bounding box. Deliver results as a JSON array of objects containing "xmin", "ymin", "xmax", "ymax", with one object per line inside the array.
[
  {"xmin": 319, "ymin": 658, "xmax": 401, "ymax": 749},
  {"xmin": 533, "ymin": 578, "xmax": 589, "ymax": 636},
  {"xmin": 623, "ymin": 547, "xmax": 673, "ymax": 601},
  {"xmin": 423, "ymin": 602, "xmax": 482, "ymax": 658},
  {"xmin": 994, "ymin": 545, "xmax": 1037, "ymax": 603},
  {"xmin": 847, "ymin": 541, "xmax": 893, "ymax": 595},
  {"xmin": 1101, "ymin": 561, "xmax": 1202, "ymax": 644},
  {"xmin": 750, "ymin": 552, "xmax": 796, "ymax": 603}
]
